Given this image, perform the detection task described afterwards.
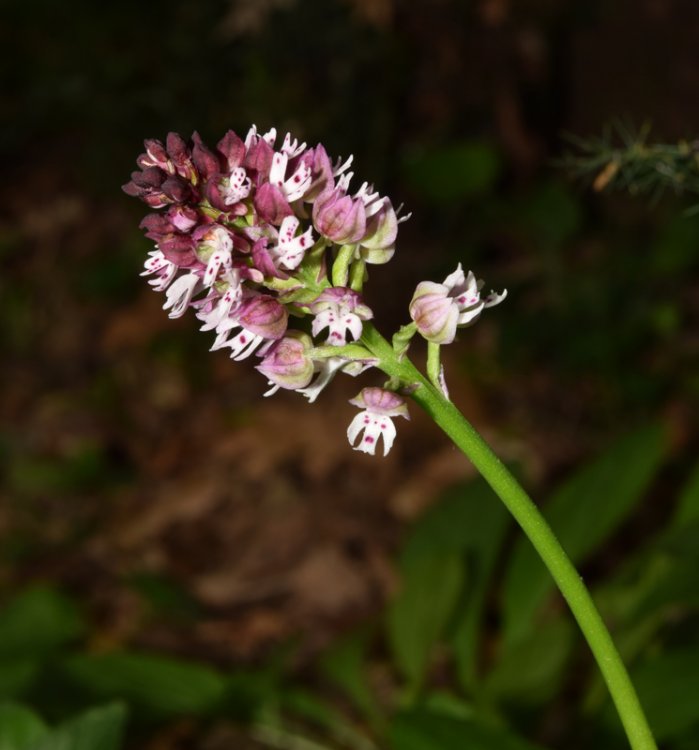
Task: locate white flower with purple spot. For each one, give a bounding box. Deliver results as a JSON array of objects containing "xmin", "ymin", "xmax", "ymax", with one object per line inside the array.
[
  {"xmin": 141, "ymin": 250, "xmax": 177, "ymax": 291},
  {"xmin": 163, "ymin": 272, "xmax": 202, "ymax": 318},
  {"xmin": 310, "ymin": 287, "xmax": 373, "ymax": 346},
  {"xmin": 220, "ymin": 167, "xmax": 251, "ymax": 205},
  {"xmin": 269, "ymin": 151, "xmax": 312, "ymax": 202},
  {"xmin": 270, "ymin": 216, "xmax": 314, "ymax": 270},
  {"xmin": 347, "ymin": 387, "xmax": 409, "ymax": 456},
  {"xmin": 196, "ymin": 226, "xmax": 234, "ymax": 287}
]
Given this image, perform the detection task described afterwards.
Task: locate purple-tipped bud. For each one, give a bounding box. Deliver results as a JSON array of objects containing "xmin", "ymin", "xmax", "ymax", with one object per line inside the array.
[
  {"xmin": 312, "ymin": 188, "xmax": 366, "ymax": 244},
  {"xmin": 409, "ymin": 282, "xmax": 460, "ymax": 344},
  {"xmin": 349, "ymin": 387, "xmax": 409, "ymax": 418},
  {"xmin": 256, "ymin": 331, "xmax": 314, "ymax": 390},
  {"xmin": 237, "ymin": 295, "xmax": 288, "ymax": 340}
]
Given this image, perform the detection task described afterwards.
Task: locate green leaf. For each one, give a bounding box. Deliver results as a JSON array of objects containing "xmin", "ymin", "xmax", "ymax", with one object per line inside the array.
[
  {"xmin": 61, "ymin": 652, "xmax": 227, "ymax": 717},
  {"xmin": 503, "ymin": 425, "xmax": 665, "ymax": 645},
  {"xmin": 484, "ymin": 619, "xmax": 574, "ymax": 704},
  {"xmin": 389, "ymin": 709, "xmax": 546, "ymax": 750},
  {"xmin": 27, "ymin": 704, "xmax": 126, "ymax": 750},
  {"xmin": 0, "ymin": 703, "xmax": 48, "ymax": 750},
  {"xmin": 672, "ymin": 462, "xmax": 699, "ymax": 528},
  {"xmin": 319, "ymin": 631, "xmax": 378, "ymax": 721},
  {"xmin": 387, "ymin": 552, "xmax": 465, "ymax": 694},
  {"xmin": 0, "ymin": 661, "xmax": 39, "ymax": 700},
  {"xmin": 387, "ymin": 478, "xmax": 510, "ymax": 695},
  {"xmin": 0, "ymin": 587, "xmax": 85, "ymax": 660},
  {"xmin": 402, "ymin": 142, "xmax": 501, "ymax": 204}
]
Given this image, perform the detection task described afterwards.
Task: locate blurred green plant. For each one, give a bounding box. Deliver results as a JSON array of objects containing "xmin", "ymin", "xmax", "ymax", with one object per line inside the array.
[
  {"xmin": 1, "ymin": 429, "xmax": 698, "ymax": 749},
  {"xmin": 562, "ymin": 121, "xmax": 699, "ymax": 211}
]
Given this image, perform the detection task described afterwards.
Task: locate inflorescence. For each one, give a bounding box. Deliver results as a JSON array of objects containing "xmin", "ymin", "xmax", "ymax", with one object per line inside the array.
[{"xmin": 123, "ymin": 126, "xmax": 505, "ymax": 456}]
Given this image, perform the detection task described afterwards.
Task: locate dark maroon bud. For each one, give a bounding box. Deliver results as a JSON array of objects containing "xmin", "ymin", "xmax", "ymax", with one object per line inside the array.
[
  {"xmin": 244, "ymin": 137, "xmax": 274, "ymax": 175},
  {"xmin": 137, "ymin": 139, "xmax": 170, "ymax": 171},
  {"xmin": 191, "ymin": 132, "xmax": 221, "ymax": 181},
  {"xmin": 139, "ymin": 213, "xmax": 174, "ymax": 240},
  {"xmin": 254, "ymin": 183, "xmax": 293, "ymax": 226},
  {"xmin": 161, "ymin": 176, "xmax": 192, "ymax": 203},
  {"xmin": 159, "ymin": 234, "xmax": 197, "ymax": 265},
  {"xmin": 166, "ymin": 132, "xmax": 197, "ymax": 182},
  {"xmin": 217, "ymin": 130, "xmax": 246, "ymax": 171}
]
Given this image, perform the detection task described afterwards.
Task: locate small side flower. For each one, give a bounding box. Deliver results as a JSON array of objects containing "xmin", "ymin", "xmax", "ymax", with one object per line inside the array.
[
  {"xmin": 409, "ymin": 263, "xmax": 506, "ymax": 344},
  {"xmin": 347, "ymin": 387, "xmax": 409, "ymax": 456}
]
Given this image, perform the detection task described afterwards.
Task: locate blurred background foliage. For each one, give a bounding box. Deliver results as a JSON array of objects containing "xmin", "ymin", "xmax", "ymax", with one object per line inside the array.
[{"xmin": 1, "ymin": 0, "xmax": 699, "ymax": 748}]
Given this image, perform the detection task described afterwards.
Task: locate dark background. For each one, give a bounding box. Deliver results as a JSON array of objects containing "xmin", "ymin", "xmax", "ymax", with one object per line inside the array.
[{"xmin": 1, "ymin": 1, "xmax": 698, "ymax": 749}]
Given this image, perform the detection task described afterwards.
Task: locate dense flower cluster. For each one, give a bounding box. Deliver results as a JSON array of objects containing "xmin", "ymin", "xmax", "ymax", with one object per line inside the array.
[
  {"xmin": 124, "ymin": 125, "xmax": 505, "ymax": 455},
  {"xmin": 124, "ymin": 126, "xmax": 412, "ymax": 453}
]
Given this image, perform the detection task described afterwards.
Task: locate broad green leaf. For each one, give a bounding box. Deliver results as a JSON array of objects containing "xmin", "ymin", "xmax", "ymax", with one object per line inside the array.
[
  {"xmin": 319, "ymin": 631, "xmax": 378, "ymax": 721},
  {"xmin": 401, "ymin": 142, "xmax": 501, "ymax": 204},
  {"xmin": 0, "ymin": 661, "xmax": 39, "ymax": 700},
  {"xmin": 0, "ymin": 703, "xmax": 47, "ymax": 750},
  {"xmin": 484, "ymin": 619, "xmax": 574, "ymax": 704},
  {"xmin": 62, "ymin": 652, "xmax": 226, "ymax": 717},
  {"xmin": 617, "ymin": 649, "xmax": 699, "ymax": 741},
  {"xmin": 0, "ymin": 587, "xmax": 85, "ymax": 660},
  {"xmin": 392, "ymin": 479, "xmax": 510, "ymax": 693},
  {"xmin": 672, "ymin": 462, "xmax": 699, "ymax": 528},
  {"xmin": 27, "ymin": 704, "xmax": 126, "ymax": 750},
  {"xmin": 387, "ymin": 553, "xmax": 465, "ymax": 694},
  {"xmin": 503, "ymin": 425, "xmax": 665, "ymax": 645},
  {"xmin": 389, "ymin": 709, "xmax": 546, "ymax": 750}
]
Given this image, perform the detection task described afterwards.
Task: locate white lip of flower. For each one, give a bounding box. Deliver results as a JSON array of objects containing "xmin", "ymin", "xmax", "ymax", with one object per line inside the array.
[
  {"xmin": 141, "ymin": 250, "xmax": 177, "ymax": 291},
  {"xmin": 354, "ymin": 182, "xmax": 383, "ymax": 217},
  {"xmin": 337, "ymin": 172, "xmax": 353, "ymax": 192},
  {"xmin": 296, "ymin": 357, "xmax": 349, "ymax": 403},
  {"xmin": 270, "ymin": 152, "xmax": 312, "ymax": 202},
  {"xmin": 333, "ymin": 154, "xmax": 353, "ymax": 176},
  {"xmin": 312, "ymin": 305, "xmax": 364, "ymax": 346},
  {"xmin": 271, "ymin": 216, "xmax": 314, "ymax": 270},
  {"xmin": 162, "ymin": 272, "xmax": 202, "ymax": 318},
  {"xmin": 346, "ymin": 394, "xmax": 410, "ymax": 457},
  {"xmin": 281, "ymin": 132, "xmax": 307, "ymax": 158},
  {"xmin": 197, "ymin": 276, "xmax": 242, "ymax": 332},
  {"xmin": 202, "ymin": 228, "xmax": 234, "ymax": 287},
  {"xmin": 444, "ymin": 264, "xmax": 508, "ymax": 325},
  {"xmin": 221, "ymin": 167, "xmax": 251, "ymax": 205},
  {"xmin": 208, "ymin": 316, "xmax": 266, "ymax": 360},
  {"xmin": 245, "ymin": 124, "xmax": 277, "ymax": 148}
]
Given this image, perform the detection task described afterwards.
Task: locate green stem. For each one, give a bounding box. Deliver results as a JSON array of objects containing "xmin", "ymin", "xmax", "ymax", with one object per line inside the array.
[
  {"xmin": 426, "ymin": 342, "xmax": 441, "ymax": 388},
  {"xmin": 360, "ymin": 323, "xmax": 657, "ymax": 750}
]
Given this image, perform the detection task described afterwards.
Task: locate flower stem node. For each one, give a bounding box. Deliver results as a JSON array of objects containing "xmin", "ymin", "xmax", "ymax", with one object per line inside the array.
[{"xmin": 347, "ymin": 387, "xmax": 410, "ymax": 456}]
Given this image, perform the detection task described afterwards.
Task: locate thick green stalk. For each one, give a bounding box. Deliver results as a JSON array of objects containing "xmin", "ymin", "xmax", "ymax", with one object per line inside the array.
[{"xmin": 360, "ymin": 323, "xmax": 657, "ymax": 750}]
